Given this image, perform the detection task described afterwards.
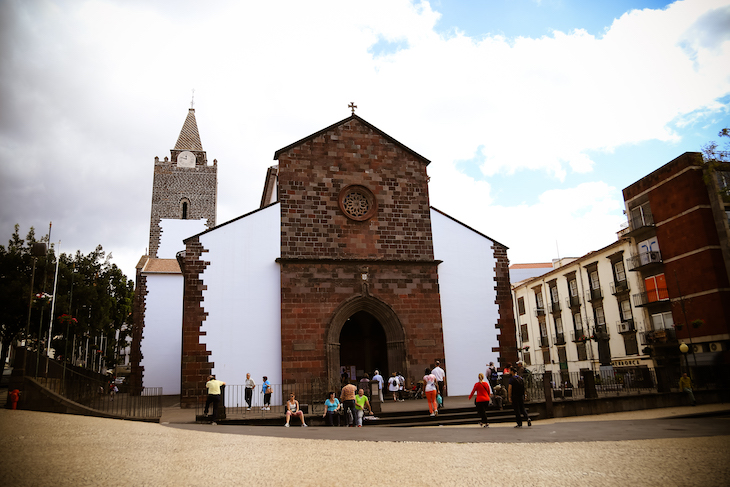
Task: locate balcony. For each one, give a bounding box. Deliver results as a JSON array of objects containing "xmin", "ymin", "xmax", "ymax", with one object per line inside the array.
[
  {"xmin": 626, "ymin": 251, "xmax": 663, "ymax": 271},
  {"xmin": 617, "ymin": 319, "xmax": 635, "ymax": 334},
  {"xmin": 550, "ymin": 302, "xmax": 561, "ymax": 314},
  {"xmin": 625, "ymin": 213, "xmax": 655, "ymax": 240},
  {"xmin": 640, "ymin": 328, "xmax": 677, "ymax": 345},
  {"xmin": 539, "ymin": 336, "xmax": 550, "ymax": 348},
  {"xmin": 610, "ymin": 279, "xmax": 630, "ymax": 295},
  {"xmin": 534, "ymin": 307, "xmax": 545, "ymax": 317},
  {"xmin": 565, "ymin": 295, "xmax": 581, "ymax": 308},
  {"xmin": 632, "ymin": 287, "xmax": 669, "ymax": 307},
  {"xmin": 553, "ymin": 332, "xmax": 566, "ymax": 345},
  {"xmin": 571, "ymin": 329, "xmax": 587, "ymax": 342},
  {"xmin": 586, "ymin": 287, "xmax": 603, "ymax": 302}
]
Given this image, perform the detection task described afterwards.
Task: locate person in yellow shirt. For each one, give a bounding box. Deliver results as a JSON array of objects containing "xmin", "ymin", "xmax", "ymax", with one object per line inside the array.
[
  {"xmin": 679, "ymin": 373, "xmax": 696, "ymax": 406},
  {"xmin": 204, "ymin": 375, "xmax": 226, "ymax": 418}
]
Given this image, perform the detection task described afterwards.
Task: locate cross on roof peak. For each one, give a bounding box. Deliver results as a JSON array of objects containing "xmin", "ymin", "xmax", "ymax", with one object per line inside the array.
[{"xmin": 348, "ymin": 102, "xmax": 357, "ymax": 114}]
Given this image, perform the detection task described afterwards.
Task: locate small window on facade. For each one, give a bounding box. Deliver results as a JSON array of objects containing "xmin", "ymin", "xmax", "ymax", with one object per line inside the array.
[
  {"xmin": 576, "ymin": 342, "xmax": 588, "ymax": 361},
  {"xmin": 550, "ymin": 285, "xmax": 559, "ymax": 304},
  {"xmin": 535, "ymin": 292, "xmax": 544, "ymax": 309},
  {"xmin": 574, "ymin": 313, "xmax": 583, "ymax": 329},
  {"xmin": 518, "ymin": 297, "xmax": 526, "ymax": 315},
  {"xmin": 182, "ymin": 202, "xmax": 188, "ymax": 219},
  {"xmin": 523, "ymin": 352, "xmax": 532, "ymax": 366},
  {"xmin": 555, "ymin": 317, "xmax": 564, "ymax": 334},
  {"xmin": 623, "ymin": 334, "xmax": 639, "ymax": 355},
  {"xmin": 620, "ymin": 300, "xmax": 632, "ymax": 321},
  {"xmin": 590, "ymin": 270, "xmax": 600, "ymax": 290},
  {"xmin": 595, "ymin": 307, "xmax": 606, "ymax": 326},
  {"xmin": 614, "ymin": 261, "xmax": 626, "ymax": 282},
  {"xmin": 569, "ymin": 279, "xmax": 578, "ymax": 297},
  {"xmin": 651, "ymin": 311, "xmax": 674, "ymax": 330},
  {"xmin": 520, "ymin": 324, "xmax": 529, "ymax": 342},
  {"xmin": 542, "ymin": 349, "xmax": 551, "ymax": 364}
]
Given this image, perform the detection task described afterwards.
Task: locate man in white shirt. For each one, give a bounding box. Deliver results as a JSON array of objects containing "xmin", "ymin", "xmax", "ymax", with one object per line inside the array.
[
  {"xmin": 372, "ymin": 370, "xmax": 384, "ymax": 402},
  {"xmin": 244, "ymin": 373, "xmax": 255, "ymax": 410},
  {"xmin": 431, "ymin": 360, "xmax": 445, "ymax": 408}
]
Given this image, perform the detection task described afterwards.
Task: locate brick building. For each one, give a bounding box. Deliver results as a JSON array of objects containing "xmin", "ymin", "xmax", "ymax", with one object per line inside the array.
[
  {"xmin": 174, "ymin": 114, "xmax": 516, "ymax": 406},
  {"xmin": 621, "ymin": 152, "xmax": 730, "ymax": 368}
]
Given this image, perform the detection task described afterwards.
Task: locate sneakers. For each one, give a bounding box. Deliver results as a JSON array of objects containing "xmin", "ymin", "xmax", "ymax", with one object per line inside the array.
[
  {"xmin": 285, "ymin": 423, "xmax": 289, "ymax": 427},
  {"xmin": 482, "ymin": 423, "xmax": 489, "ymax": 428},
  {"xmin": 357, "ymin": 425, "xmax": 362, "ymax": 427},
  {"xmin": 301, "ymin": 424, "xmax": 308, "ymax": 427},
  {"xmin": 246, "ymin": 407, "xmax": 251, "ymax": 411},
  {"xmin": 514, "ymin": 425, "xmax": 522, "ymax": 428},
  {"xmin": 528, "ymin": 419, "xmax": 532, "ymax": 427},
  {"xmin": 430, "ymin": 413, "xmax": 435, "ymax": 417}
]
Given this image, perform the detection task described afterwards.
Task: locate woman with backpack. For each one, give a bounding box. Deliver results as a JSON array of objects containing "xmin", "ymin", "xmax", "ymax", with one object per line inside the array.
[{"xmin": 468, "ymin": 372, "xmax": 492, "ymax": 427}]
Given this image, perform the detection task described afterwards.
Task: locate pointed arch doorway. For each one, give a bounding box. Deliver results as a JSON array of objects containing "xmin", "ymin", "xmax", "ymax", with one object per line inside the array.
[
  {"xmin": 339, "ymin": 311, "xmax": 388, "ymax": 380},
  {"xmin": 326, "ymin": 296, "xmax": 406, "ymax": 389}
]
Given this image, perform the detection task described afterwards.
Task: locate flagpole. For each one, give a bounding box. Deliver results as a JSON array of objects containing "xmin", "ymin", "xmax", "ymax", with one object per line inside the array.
[{"xmin": 46, "ymin": 241, "xmax": 61, "ymax": 368}]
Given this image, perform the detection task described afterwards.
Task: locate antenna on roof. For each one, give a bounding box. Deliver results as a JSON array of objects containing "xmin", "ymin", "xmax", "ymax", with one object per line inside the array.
[{"xmin": 190, "ymin": 89, "xmax": 195, "ymax": 109}]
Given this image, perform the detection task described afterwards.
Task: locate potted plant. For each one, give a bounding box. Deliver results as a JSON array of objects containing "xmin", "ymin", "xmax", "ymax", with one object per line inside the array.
[
  {"xmin": 674, "ymin": 323, "xmax": 684, "ymax": 331},
  {"xmin": 691, "ymin": 319, "xmax": 704, "ymax": 329}
]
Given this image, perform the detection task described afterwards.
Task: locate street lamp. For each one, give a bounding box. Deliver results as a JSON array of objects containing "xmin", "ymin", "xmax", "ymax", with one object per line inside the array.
[{"xmin": 679, "ymin": 342, "xmax": 689, "ymax": 373}]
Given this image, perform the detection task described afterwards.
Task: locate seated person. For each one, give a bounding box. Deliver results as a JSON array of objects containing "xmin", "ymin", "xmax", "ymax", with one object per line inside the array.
[
  {"xmin": 354, "ymin": 388, "xmax": 371, "ymax": 427},
  {"xmin": 284, "ymin": 393, "xmax": 307, "ymax": 427},
  {"xmin": 322, "ymin": 391, "xmax": 341, "ymax": 426},
  {"xmin": 491, "ymin": 384, "xmax": 507, "ymax": 410}
]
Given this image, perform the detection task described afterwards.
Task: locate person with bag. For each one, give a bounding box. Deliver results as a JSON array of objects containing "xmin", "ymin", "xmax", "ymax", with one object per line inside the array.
[
  {"xmin": 423, "ymin": 368, "xmax": 439, "ymax": 417},
  {"xmin": 508, "ymin": 373, "xmax": 531, "ymax": 428},
  {"xmin": 388, "ymin": 372, "xmax": 400, "ymax": 402},
  {"xmin": 262, "ymin": 376, "xmax": 272, "ymax": 410},
  {"xmin": 340, "ymin": 381, "xmax": 357, "ymax": 427},
  {"xmin": 468, "ymin": 372, "xmax": 492, "ymax": 427}
]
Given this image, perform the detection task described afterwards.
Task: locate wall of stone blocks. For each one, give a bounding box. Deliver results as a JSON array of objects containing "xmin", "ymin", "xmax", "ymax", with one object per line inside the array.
[
  {"xmin": 493, "ymin": 243, "xmax": 518, "ymax": 365},
  {"xmin": 279, "ymin": 260, "xmax": 444, "ymax": 385},
  {"xmin": 149, "ymin": 158, "xmax": 217, "ymax": 258},
  {"xmin": 277, "ymin": 118, "xmax": 434, "ymax": 261}
]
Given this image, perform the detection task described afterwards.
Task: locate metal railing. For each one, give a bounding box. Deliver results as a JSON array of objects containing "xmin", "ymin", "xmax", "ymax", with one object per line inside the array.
[
  {"xmin": 535, "ymin": 307, "xmax": 546, "ymax": 317},
  {"xmin": 632, "ymin": 287, "xmax": 669, "ymax": 307},
  {"xmin": 539, "ymin": 336, "xmax": 550, "ymax": 348},
  {"xmin": 553, "ymin": 333, "xmax": 566, "ymax": 345},
  {"xmin": 629, "ymin": 213, "xmax": 654, "ymax": 232},
  {"xmin": 627, "ymin": 251, "xmax": 662, "ymax": 271},
  {"xmin": 571, "ymin": 329, "xmax": 587, "ymax": 342},
  {"xmin": 550, "ymin": 302, "xmax": 561, "ymax": 314},
  {"xmin": 34, "ymin": 372, "xmax": 162, "ymax": 419},
  {"xmin": 586, "ymin": 287, "xmax": 603, "ymax": 301},
  {"xmin": 195, "ymin": 380, "xmax": 331, "ymax": 419},
  {"xmin": 566, "ymin": 295, "xmax": 581, "ymax": 308},
  {"xmin": 521, "ymin": 365, "xmax": 729, "ymax": 403},
  {"xmin": 617, "ymin": 319, "xmax": 635, "ymax": 333}
]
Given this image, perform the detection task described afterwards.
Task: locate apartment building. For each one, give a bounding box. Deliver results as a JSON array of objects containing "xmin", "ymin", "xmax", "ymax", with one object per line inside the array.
[
  {"xmin": 621, "ymin": 152, "xmax": 730, "ymax": 368},
  {"xmin": 512, "ymin": 238, "xmax": 652, "ymax": 381}
]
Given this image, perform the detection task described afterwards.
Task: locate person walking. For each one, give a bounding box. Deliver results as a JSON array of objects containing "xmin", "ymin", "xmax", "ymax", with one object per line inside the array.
[
  {"xmin": 397, "ymin": 372, "xmax": 406, "ymax": 401},
  {"xmin": 508, "ymin": 372, "xmax": 531, "ymax": 428},
  {"xmin": 486, "ymin": 362, "xmax": 497, "ymax": 389},
  {"xmin": 423, "ymin": 368, "xmax": 439, "ymax": 417},
  {"xmin": 468, "ymin": 372, "xmax": 492, "ymax": 427},
  {"xmin": 354, "ymin": 388, "xmax": 371, "ymax": 427},
  {"xmin": 262, "ymin": 376, "xmax": 272, "ymax": 410},
  {"xmin": 322, "ymin": 392, "xmax": 341, "ymax": 426},
  {"xmin": 284, "ymin": 393, "xmax": 307, "ymax": 427},
  {"xmin": 359, "ymin": 373, "xmax": 370, "ymax": 397},
  {"xmin": 388, "ymin": 372, "xmax": 400, "ymax": 402},
  {"xmin": 340, "ymin": 381, "xmax": 357, "ymax": 427},
  {"xmin": 204, "ymin": 375, "xmax": 225, "ymax": 419},
  {"xmin": 372, "ymin": 369, "xmax": 384, "ymax": 402},
  {"xmin": 244, "ymin": 373, "xmax": 255, "ymax": 410},
  {"xmin": 431, "ymin": 360, "xmax": 445, "ymax": 407},
  {"xmin": 679, "ymin": 373, "xmax": 696, "ymax": 406}
]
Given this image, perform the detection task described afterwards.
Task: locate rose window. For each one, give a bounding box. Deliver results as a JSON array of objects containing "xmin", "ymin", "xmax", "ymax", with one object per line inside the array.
[{"xmin": 338, "ymin": 185, "xmax": 377, "ymax": 221}]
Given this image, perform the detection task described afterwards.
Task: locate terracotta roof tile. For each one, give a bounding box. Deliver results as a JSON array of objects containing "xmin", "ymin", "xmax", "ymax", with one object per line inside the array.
[{"xmin": 142, "ymin": 258, "xmax": 181, "ymax": 274}]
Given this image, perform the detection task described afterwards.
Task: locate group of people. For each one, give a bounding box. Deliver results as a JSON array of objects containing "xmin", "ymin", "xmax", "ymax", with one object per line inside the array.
[
  {"xmin": 204, "ymin": 373, "xmax": 273, "ymax": 419},
  {"xmin": 325, "ymin": 383, "xmax": 372, "ymax": 427},
  {"xmin": 469, "ymin": 361, "xmax": 531, "ymax": 428}
]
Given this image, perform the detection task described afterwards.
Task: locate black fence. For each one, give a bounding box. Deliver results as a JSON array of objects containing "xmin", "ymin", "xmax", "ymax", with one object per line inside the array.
[
  {"xmin": 513, "ymin": 365, "xmax": 729, "ymax": 402},
  {"xmin": 29, "ymin": 363, "xmax": 162, "ymax": 420},
  {"xmin": 195, "ymin": 380, "xmax": 331, "ymax": 419}
]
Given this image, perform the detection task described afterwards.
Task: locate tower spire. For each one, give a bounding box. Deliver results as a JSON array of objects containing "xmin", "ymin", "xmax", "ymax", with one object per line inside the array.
[{"xmin": 174, "ymin": 108, "xmax": 203, "ymax": 151}]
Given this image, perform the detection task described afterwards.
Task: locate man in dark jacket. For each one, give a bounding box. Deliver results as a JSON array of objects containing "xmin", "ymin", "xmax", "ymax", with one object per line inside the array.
[{"xmin": 508, "ymin": 373, "xmax": 531, "ymax": 428}]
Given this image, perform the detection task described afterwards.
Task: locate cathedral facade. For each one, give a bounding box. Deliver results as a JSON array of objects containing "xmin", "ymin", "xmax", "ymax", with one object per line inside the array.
[{"xmin": 132, "ymin": 110, "xmax": 517, "ymax": 404}]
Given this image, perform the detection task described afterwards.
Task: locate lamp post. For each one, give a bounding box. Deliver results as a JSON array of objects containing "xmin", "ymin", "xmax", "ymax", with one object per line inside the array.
[{"xmin": 679, "ymin": 342, "xmax": 689, "ymax": 373}]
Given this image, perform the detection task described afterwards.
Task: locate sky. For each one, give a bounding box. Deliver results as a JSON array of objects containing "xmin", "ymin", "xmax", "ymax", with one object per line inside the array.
[{"xmin": 1, "ymin": 0, "xmax": 729, "ymax": 282}]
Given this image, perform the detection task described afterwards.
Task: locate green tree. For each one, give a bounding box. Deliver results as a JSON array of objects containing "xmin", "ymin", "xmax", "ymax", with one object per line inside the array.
[
  {"xmin": 702, "ymin": 128, "xmax": 730, "ymax": 200},
  {"xmin": 0, "ymin": 225, "xmax": 134, "ymax": 377}
]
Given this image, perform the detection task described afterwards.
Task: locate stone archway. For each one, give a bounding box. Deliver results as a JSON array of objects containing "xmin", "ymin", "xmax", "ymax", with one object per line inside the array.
[{"xmin": 326, "ymin": 295, "xmax": 406, "ymax": 389}]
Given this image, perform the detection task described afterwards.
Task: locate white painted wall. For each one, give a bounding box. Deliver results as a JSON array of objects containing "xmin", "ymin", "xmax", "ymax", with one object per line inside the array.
[
  {"xmin": 139, "ymin": 273, "xmax": 183, "ymax": 394},
  {"xmin": 158, "ymin": 219, "xmax": 208, "ymax": 258},
  {"xmin": 431, "ymin": 210, "xmax": 500, "ymax": 396},
  {"xmin": 199, "ymin": 205, "xmax": 282, "ymax": 404}
]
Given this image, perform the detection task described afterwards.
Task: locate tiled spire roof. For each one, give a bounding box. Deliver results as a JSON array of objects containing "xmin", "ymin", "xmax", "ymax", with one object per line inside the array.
[{"xmin": 174, "ymin": 108, "xmax": 203, "ymax": 151}]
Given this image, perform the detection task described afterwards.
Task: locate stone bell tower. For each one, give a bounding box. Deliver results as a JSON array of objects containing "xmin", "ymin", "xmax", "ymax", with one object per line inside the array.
[{"xmin": 148, "ymin": 108, "xmax": 217, "ymax": 258}]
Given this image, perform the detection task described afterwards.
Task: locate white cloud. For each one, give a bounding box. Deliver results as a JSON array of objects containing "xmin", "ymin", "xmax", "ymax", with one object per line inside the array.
[{"xmin": 1, "ymin": 0, "xmax": 729, "ymax": 279}]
